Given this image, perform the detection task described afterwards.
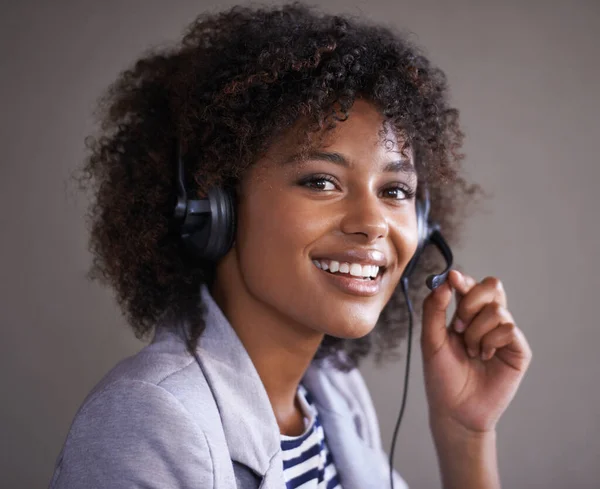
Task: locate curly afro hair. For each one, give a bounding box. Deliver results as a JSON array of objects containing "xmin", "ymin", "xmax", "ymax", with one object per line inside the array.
[{"xmin": 75, "ymin": 1, "xmax": 482, "ymax": 371}]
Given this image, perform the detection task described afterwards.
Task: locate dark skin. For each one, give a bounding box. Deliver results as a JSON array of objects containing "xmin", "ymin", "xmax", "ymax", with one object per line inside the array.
[
  {"xmin": 212, "ymin": 99, "xmax": 420, "ymax": 434},
  {"xmin": 212, "ymin": 100, "xmax": 532, "ymax": 488}
]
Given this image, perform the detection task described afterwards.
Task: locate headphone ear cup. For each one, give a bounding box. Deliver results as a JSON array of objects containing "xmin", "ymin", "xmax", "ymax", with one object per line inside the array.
[
  {"xmin": 179, "ymin": 187, "xmax": 236, "ymax": 262},
  {"xmin": 201, "ymin": 187, "xmax": 236, "ymax": 261}
]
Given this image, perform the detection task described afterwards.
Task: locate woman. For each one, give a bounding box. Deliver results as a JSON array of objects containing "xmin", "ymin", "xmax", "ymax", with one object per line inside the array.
[{"xmin": 50, "ymin": 3, "xmax": 532, "ymax": 488}]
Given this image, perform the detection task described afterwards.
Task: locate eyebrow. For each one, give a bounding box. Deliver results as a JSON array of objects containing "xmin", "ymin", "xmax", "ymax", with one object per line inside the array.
[{"xmin": 283, "ymin": 150, "xmax": 417, "ymax": 176}]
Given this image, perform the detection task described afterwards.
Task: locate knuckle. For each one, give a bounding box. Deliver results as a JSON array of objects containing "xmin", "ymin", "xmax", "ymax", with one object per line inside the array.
[
  {"xmin": 483, "ymin": 276, "xmax": 504, "ymax": 293},
  {"xmin": 458, "ymin": 310, "xmax": 473, "ymax": 328},
  {"xmin": 423, "ymin": 292, "xmax": 436, "ymax": 308},
  {"xmin": 484, "ymin": 301, "xmax": 503, "ymax": 319},
  {"xmin": 458, "ymin": 300, "xmax": 473, "ymax": 319}
]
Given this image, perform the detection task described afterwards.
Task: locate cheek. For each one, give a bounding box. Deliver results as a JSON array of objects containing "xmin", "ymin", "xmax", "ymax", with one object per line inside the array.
[
  {"xmin": 231, "ymin": 186, "xmax": 420, "ymax": 338},
  {"xmin": 233, "ymin": 189, "xmax": 379, "ymax": 337},
  {"xmin": 380, "ymin": 213, "xmax": 420, "ymax": 303},
  {"xmin": 234, "ymin": 188, "xmax": 326, "ymax": 298},
  {"xmin": 393, "ymin": 214, "xmax": 420, "ymax": 270}
]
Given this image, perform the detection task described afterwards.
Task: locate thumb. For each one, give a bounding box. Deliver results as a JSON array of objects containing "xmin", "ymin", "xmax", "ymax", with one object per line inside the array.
[{"xmin": 421, "ymin": 279, "xmax": 454, "ymax": 361}]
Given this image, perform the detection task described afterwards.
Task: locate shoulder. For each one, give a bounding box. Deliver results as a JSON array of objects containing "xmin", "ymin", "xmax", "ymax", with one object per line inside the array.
[
  {"xmin": 50, "ymin": 328, "xmax": 218, "ymax": 488},
  {"xmin": 78, "ymin": 326, "xmax": 219, "ymax": 424},
  {"xmin": 50, "ymin": 378, "xmax": 214, "ymax": 488}
]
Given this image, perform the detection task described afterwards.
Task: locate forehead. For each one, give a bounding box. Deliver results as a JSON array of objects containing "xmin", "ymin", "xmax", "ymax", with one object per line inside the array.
[
  {"xmin": 245, "ymin": 117, "xmax": 417, "ymax": 188},
  {"xmin": 265, "ymin": 109, "xmax": 412, "ymax": 168}
]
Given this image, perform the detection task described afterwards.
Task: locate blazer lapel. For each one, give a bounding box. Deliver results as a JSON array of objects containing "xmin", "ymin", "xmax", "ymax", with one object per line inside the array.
[
  {"xmin": 187, "ymin": 285, "xmax": 287, "ymax": 488},
  {"xmin": 172, "ymin": 285, "xmax": 391, "ymax": 489},
  {"xmin": 302, "ymin": 362, "xmax": 390, "ymax": 489}
]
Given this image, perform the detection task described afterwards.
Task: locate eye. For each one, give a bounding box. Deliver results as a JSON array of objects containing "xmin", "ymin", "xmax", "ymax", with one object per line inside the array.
[
  {"xmin": 380, "ymin": 184, "xmax": 416, "ymax": 201},
  {"xmin": 299, "ymin": 175, "xmax": 338, "ymax": 191}
]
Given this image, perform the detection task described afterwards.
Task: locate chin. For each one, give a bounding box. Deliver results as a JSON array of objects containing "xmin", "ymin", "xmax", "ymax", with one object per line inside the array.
[{"xmin": 313, "ymin": 307, "xmax": 381, "ymax": 340}]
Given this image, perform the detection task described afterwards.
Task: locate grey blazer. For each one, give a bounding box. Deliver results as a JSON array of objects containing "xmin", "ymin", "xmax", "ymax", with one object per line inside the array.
[{"xmin": 49, "ymin": 286, "xmax": 408, "ymax": 489}]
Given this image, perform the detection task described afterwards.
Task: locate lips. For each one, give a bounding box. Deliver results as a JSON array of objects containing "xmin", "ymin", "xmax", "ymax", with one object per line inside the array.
[
  {"xmin": 309, "ymin": 248, "xmax": 391, "ymax": 297},
  {"xmin": 314, "ymin": 263, "xmax": 384, "ymax": 297}
]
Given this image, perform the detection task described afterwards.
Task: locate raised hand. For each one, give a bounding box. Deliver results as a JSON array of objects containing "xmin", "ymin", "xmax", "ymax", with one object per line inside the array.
[{"xmin": 421, "ymin": 269, "xmax": 532, "ymax": 433}]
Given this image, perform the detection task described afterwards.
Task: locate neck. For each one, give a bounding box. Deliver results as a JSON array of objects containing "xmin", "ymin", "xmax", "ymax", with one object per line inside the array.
[{"xmin": 211, "ymin": 253, "xmax": 324, "ymax": 435}]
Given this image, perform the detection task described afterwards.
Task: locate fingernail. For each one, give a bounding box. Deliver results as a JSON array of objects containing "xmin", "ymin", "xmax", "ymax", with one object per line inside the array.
[
  {"xmin": 482, "ymin": 348, "xmax": 495, "ymax": 361},
  {"xmin": 454, "ymin": 269, "xmax": 464, "ymax": 285},
  {"xmin": 467, "ymin": 348, "xmax": 477, "ymax": 358},
  {"xmin": 453, "ymin": 319, "xmax": 466, "ymax": 333}
]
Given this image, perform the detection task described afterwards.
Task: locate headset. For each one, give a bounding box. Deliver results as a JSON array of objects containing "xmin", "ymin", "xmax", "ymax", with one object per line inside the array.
[{"xmin": 173, "ymin": 143, "xmax": 454, "ymax": 489}]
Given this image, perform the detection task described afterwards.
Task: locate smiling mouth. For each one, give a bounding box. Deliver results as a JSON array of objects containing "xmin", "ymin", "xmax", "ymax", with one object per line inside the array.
[{"xmin": 311, "ymin": 259, "xmax": 383, "ymax": 280}]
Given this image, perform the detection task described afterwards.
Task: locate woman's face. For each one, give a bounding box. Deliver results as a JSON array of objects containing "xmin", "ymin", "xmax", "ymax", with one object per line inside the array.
[{"xmin": 222, "ymin": 100, "xmax": 419, "ymax": 339}]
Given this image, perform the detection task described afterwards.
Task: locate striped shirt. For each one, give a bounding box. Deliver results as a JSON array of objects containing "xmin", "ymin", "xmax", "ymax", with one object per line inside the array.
[{"xmin": 280, "ymin": 384, "xmax": 343, "ymax": 489}]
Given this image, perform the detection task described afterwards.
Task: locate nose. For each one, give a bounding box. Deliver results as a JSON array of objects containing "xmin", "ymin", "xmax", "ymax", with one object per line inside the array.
[{"xmin": 339, "ymin": 192, "xmax": 389, "ymax": 242}]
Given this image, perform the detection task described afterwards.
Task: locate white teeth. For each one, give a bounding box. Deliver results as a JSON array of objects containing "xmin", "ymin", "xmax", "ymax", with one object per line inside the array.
[{"xmin": 313, "ymin": 259, "xmax": 380, "ymax": 279}]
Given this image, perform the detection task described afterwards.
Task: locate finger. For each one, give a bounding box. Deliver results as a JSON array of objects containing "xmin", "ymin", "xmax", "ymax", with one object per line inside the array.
[
  {"xmin": 447, "ymin": 269, "xmax": 478, "ymax": 298},
  {"xmin": 463, "ymin": 302, "xmax": 514, "ymax": 358},
  {"xmin": 489, "ymin": 325, "xmax": 533, "ymax": 372},
  {"xmin": 447, "ymin": 270, "xmax": 477, "ymax": 333},
  {"xmin": 479, "ymin": 322, "xmax": 516, "ymax": 361},
  {"xmin": 421, "ymin": 279, "xmax": 454, "ymax": 360},
  {"xmin": 454, "ymin": 276, "xmax": 508, "ymax": 331}
]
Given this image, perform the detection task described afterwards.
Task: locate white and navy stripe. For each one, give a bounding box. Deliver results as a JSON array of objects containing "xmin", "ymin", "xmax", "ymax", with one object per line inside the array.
[{"xmin": 280, "ymin": 384, "xmax": 342, "ymax": 489}]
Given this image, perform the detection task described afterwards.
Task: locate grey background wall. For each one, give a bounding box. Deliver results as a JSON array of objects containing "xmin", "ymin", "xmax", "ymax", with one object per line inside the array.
[{"xmin": 1, "ymin": 1, "xmax": 598, "ymax": 488}]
